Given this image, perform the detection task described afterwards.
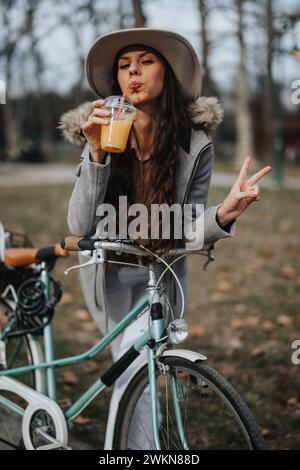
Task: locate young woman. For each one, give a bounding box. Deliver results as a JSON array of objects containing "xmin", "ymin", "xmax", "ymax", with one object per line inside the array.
[{"xmin": 60, "ymin": 28, "xmax": 272, "ymax": 449}]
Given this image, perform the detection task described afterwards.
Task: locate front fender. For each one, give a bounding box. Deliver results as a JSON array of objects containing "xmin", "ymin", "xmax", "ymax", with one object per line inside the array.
[
  {"xmin": 104, "ymin": 347, "xmax": 207, "ymax": 450},
  {"xmin": 162, "ymin": 348, "xmax": 207, "ymax": 362}
]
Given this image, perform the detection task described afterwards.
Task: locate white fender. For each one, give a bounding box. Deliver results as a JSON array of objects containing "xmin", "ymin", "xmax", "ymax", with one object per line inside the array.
[
  {"xmin": 104, "ymin": 348, "xmax": 207, "ymax": 449},
  {"xmin": 27, "ymin": 335, "xmax": 47, "ymax": 394},
  {"xmin": 162, "ymin": 349, "xmax": 207, "ymax": 362}
]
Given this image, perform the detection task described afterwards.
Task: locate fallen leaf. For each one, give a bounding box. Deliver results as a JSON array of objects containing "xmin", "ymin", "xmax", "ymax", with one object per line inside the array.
[
  {"xmin": 259, "ymin": 245, "xmax": 275, "ymax": 258},
  {"xmin": 60, "ymin": 292, "xmax": 74, "ymax": 305},
  {"xmin": 189, "ymin": 325, "xmax": 205, "ymax": 337},
  {"xmin": 217, "ymin": 280, "xmax": 233, "ymax": 293},
  {"xmin": 245, "ymin": 316, "xmax": 260, "ymax": 327},
  {"xmin": 281, "ymin": 265, "xmax": 296, "ymax": 280},
  {"xmin": 74, "ymin": 309, "xmax": 90, "ymax": 322},
  {"xmin": 231, "ymin": 304, "xmax": 247, "ymax": 315},
  {"xmin": 230, "ymin": 317, "xmax": 260, "ymax": 330},
  {"xmin": 251, "ymin": 345, "xmax": 267, "ymax": 357},
  {"xmin": 277, "ymin": 315, "xmax": 293, "ymax": 327},
  {"xmin": 261, "ymin": 428, "xmax": 271, "ymax": 438},
  {"xmin": 62, "ymin": 371, "xmax": 78, "ymax": 386},
  {"xmin": 81, "ymin": 322, "xmax": 98, "ymax": 332},
  {"xmin": 231, "ymin": 319, "xmax": 246, "ymax": 331},
  {"xmin": 81, "ymin": 360, "xmax": 99, "ymax": 374},
  {"xmin": 278, "ymin": 220, "xmax": 292, "ymax": 232},
  {"xmin": 260, "ymin": 320, "xmax": 275, "ymax": 334},
  {"xmin": 227, "ymin": 337, "xmax": 244, "ymax": 351},
  {"xmin": 73, "ymin": 415, "xmax": 93, "ymax": 425},
  {"xmin": 287, "ymin": 397, "xmax": 300, "ymax": 410},
  {"xmin": 211, "ymin": 292, "xmax": 226, "ymax": 302}
]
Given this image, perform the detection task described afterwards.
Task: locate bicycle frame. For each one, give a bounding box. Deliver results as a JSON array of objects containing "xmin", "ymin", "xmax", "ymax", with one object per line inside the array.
[{"xmin": 0, "ymin": 262, "xmax": 184, "ymax": 450}]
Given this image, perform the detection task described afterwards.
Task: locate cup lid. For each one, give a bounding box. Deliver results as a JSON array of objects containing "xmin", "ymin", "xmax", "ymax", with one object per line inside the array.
[{"xmin": 105, "ymin": 95, "xmax": 135, "ymax": 109}]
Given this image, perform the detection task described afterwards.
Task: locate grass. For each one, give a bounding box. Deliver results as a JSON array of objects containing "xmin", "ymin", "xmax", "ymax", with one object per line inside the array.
[{"xmin": 0, "ymin": 182, "xmax": 300, "ymax": 449}]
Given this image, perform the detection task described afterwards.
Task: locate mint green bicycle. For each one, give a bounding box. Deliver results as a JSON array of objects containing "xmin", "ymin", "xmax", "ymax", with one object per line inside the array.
[{"xmin": 0, "ymin": 234, "xmax": 266, "ymax": 450}]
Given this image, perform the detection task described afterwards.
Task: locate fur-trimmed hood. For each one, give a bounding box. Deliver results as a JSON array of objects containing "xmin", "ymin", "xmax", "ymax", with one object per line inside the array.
[{"xmin": 59, "ymin": 96, "xmax": 223, "ymax": 148}]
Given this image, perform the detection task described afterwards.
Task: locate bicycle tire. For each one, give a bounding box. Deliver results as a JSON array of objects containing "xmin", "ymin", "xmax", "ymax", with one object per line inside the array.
[
  {"xmin": 113, "ymin": 356, "xmax": 267, "ymax": 450},
  {"xmin": 0, "ymin": 298, "xmax": 46, "ymax": 449}
]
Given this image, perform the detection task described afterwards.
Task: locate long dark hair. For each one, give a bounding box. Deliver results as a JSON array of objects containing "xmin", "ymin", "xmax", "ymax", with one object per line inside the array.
[{"xmin": 105, "ymin": 46, "xmax": 194, "ymax": 257}]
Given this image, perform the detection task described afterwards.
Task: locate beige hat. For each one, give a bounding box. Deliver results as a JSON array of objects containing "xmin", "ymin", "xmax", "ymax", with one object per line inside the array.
[{"xmin": 85, "ymin": 28, "xmax": 202, "ymax": 102}]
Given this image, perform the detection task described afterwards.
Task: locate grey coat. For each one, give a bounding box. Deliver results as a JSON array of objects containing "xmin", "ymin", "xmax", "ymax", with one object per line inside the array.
[{"xmin": 60, "ymin": 97, "xmax": 236, "ymax": 333}]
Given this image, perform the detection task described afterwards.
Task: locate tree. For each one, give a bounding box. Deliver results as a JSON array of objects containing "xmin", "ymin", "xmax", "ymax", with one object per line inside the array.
[
  {"xmin": 0, "ymin": 0, "xmax": 21, "ymax": 160},
  {"xmin": 132, "ymin": 0, "xmax": 146, "ymax": 28},
  {"xmin": 262, "ymin": 0, "xmax": 274, "ymax": 163},
  {"xmin": 234, "ymin": 0, "xmax": 256, "ymax": 170},
  {"xmin": 24, "ymin": 0, "xmax": 54, "ymax": 157},
  {"xmin": 197, "ymin": 0, "xmax": 216, "ymax": 97}
]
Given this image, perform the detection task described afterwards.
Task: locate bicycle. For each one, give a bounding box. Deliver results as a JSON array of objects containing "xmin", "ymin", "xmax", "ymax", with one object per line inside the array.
[
  {"xmin": 0, "ymin": 231, "xmax": 267, "ymax": 450},
  {"xmin": 0, "ymin": 222, "xmax": 68, "ymax": 449}
]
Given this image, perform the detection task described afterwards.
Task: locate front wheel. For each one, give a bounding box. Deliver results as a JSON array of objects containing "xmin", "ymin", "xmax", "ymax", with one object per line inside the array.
[{"xmin": 113, "ymin": 356, "xmax": 266, "ymax": 450}]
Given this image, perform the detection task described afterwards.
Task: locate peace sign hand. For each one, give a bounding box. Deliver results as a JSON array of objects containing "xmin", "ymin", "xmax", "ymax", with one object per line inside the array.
[{"xmin": 216, "ymin": 157, "xmax": 272, "ymax": 228}]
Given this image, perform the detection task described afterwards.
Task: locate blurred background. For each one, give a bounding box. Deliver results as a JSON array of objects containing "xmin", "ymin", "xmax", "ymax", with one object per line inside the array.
[
  {"xmin": 0, "ymin": 0, "xmax": 299, "ymax": 176},
  {"xmin": 0, "ymin": 0, "xmax": 300, "ymax": 450}
]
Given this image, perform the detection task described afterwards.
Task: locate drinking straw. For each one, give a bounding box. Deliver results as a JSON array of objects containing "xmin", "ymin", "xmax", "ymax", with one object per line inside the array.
[{"xmin": 116, "ymin": 82, "xmax": 132, "ymax": 120}]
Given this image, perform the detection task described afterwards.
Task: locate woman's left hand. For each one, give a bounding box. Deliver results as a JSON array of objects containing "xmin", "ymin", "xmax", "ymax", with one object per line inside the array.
[{"xmin": 216, "ymin": 156, "xmax": 272, "ymax": 228}]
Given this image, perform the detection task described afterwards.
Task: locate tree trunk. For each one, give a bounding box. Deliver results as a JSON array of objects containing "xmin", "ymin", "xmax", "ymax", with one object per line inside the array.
[
  {"xmin": 132, "ymin": 0, "xmax": 146, "ymax": 27},
  {"xmin": 26, "ymin": 0, "xmax": 54, "ymax": 158},
  {"xmin": 2, "ymin": 91, "xmax": 20, "ymax": 161},
  {"xmin": 198, "ymin": 0, "xmax": 215, "ymax": 97},
  {"xmin": 234, "ymin": 0, "xmax": 257, "ymax": 171},
  {"xmin": 2, "ymin": 4, "xmax": 20, "ymax": 161},
  {"xmin": 197, "ymin": 0, "xmax": 223, "ymax": 154},
  {"xmin": 262, "ymin": 0, "xmax": 274, "ymax": 162}
]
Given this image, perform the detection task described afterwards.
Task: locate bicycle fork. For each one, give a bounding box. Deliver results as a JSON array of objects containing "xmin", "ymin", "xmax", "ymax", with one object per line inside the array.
[
  {"xmin": 147, "ymin": 348, "xmax": 189, "ymax": 450},
  {"xmin": 147, "ymin": 264, "xmax": 189, "ymax": 450}
]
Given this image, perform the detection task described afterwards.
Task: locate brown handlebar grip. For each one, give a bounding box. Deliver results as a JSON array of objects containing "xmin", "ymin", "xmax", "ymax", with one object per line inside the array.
[
  {"xmin": 54, "ymin": 244, "xmax": 69, "ymax": 257},
  {"xmin": 61, "ymin": 236, "xmax": 96, "ymax": 251},
  {"xmin": 61, "ymin": 236, "xmax": 85, "ymax": 251}
]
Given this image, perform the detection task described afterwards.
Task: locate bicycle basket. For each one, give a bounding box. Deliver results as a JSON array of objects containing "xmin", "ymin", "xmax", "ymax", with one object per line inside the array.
[
  {"xmin": 0, "ymin": 221, "xmax": 34, "ymax": 257},
  {"xmin": 0, "ymin": 221, "xmax": 35, "ymax": 295}
]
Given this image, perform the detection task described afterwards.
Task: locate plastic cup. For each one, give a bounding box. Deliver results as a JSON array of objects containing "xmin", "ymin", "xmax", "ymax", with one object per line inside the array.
[{"xmin": 100, "ymin": 96, "xmax": 136, "ymax": 153}]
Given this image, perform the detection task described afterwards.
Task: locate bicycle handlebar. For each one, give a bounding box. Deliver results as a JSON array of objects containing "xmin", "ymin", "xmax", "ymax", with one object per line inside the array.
[{"xmin": 61, "ymin": 236, "xmax": 214, "ymax": 258}]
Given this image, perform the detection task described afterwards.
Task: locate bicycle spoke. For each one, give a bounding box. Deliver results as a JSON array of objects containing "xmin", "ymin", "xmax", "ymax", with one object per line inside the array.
[{"xmin": 158, "ymin": 375, "xmax": 183, "ymax": 449}]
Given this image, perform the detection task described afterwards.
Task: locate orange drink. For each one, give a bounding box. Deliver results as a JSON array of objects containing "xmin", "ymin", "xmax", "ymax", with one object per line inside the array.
[{"xmin": 100, "ymin": 96, "xmax": 136, "ymax": 153}]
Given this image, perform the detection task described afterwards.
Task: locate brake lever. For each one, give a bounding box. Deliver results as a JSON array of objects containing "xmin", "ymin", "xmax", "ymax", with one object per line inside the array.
[{"xmin": 64, "ymin": 247, "xmax": 106, "ymax": 276}]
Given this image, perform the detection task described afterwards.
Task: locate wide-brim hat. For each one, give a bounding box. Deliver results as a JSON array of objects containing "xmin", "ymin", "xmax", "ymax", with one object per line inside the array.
[{"xmin": 85, "ymin": 28, "xmax": 202, "ymax": 102}]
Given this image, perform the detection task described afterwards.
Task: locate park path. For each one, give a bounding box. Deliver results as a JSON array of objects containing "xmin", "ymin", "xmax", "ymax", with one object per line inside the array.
[{"xmin": 1, "ymin": 163, "xmax": 299, "ymax": 189}]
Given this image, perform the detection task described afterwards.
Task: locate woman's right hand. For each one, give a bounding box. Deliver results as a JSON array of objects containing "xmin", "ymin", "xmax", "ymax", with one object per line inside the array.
[{"xmin": 81, "ymin": 99, "xmax": 110, "ymax": 162}]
